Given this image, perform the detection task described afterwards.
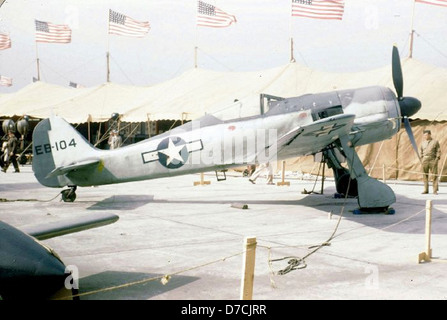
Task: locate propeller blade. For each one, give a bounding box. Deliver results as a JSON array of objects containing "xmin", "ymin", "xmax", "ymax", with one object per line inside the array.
[
  {"xmin": 403, "ymin": 117, "xmax": 420, "ymax": 162},
  {"xmin": 392, "ymin": 46, "xmax": 404, "ymax": 99}
]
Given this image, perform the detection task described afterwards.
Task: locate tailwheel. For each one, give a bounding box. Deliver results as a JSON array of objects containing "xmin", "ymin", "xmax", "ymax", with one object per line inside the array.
[{"xmin": 61, "ymin": 186, "xmax": 77, "ymax": 202}]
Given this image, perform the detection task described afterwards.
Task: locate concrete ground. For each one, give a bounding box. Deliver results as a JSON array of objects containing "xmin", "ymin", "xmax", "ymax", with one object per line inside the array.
[{"xmin": 1, "ymin": 165, "xmax": 446, "ymax": 300}]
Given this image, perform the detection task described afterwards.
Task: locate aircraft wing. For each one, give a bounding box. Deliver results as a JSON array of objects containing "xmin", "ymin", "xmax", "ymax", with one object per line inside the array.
[
  {"xmin": 274, "ymin": 114, "xmax": 355, "ymax": 159},
  {"xmin": 45, "ymin": 159, "xmax": 101, "ymax": 179},
  {"xmin": 21, "ymin": 212, "xmax": 119, "ymax": 241}
]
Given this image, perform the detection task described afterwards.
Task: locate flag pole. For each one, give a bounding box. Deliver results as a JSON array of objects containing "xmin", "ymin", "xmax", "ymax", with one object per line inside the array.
[
  {"xmin": 195, "ymin": 5, "xmax": 199, "ymax": 69},
  {"xmin": 289, "ymin": 0, "xmax": 295, "ymax": 63},
  {"xmin": 107, "ymin": 9, "xmax": 111, "ymax": 82},
  {"xmin": 409, "ymin": 0, "xmax": 416, "ymax": 58},
  {"xmin": 106, "ymin": 51, "xmax": 110, "ymax": 82},
  {"xmin": 35, "ymin": 39, "xmax": 41, "ymax": 81},
  {"xmin": 34, "ymin": 20, "xmax": 41, "ymax": 81}
]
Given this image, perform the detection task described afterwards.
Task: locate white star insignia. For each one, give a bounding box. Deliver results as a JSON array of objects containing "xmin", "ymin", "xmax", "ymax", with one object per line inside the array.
[{"xmin": 159, "ymin": 138, "xmax": 186, "ymax": 165}]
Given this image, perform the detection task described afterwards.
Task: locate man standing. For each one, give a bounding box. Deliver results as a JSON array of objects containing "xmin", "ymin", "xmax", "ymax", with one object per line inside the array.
[
  {"xmin": 2, "ymin": 130, "xmax": 20, "ymax": 173},
  {"xmin": 108, "ymin": 130, "xmax": 122, "ymax": 150},
  {"xmin": 420, "ymin": 130, "xmax": 441, "ymax": 194},
  {"xmin": 249, "ymin": 162, "xmax": 274, "ymax": 185}
]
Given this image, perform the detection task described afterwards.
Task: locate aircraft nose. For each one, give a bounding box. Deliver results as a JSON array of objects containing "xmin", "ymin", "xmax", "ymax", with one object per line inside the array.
[
  {"xmin": 399, "ymin": 96, "xmax": 421, "ymax": 118},
  {"xmin": 0, "ymin": 221, "xmax": 68, "ymax": 299}
]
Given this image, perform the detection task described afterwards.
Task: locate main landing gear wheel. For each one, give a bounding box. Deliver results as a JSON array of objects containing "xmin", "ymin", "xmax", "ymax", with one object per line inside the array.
[
  {"xmin": 336, "ymin": 173, "xmax": 358, "ymax": 197},
  {"xmin": 61, "ymin": 186, "xmax": 77, "ymax": 202}
]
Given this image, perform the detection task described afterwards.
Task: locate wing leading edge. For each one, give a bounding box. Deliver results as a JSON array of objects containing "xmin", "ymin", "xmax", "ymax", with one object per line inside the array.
[{"xmin": 22, "ymin": 212, "xmax": 119, "ymax": 240}]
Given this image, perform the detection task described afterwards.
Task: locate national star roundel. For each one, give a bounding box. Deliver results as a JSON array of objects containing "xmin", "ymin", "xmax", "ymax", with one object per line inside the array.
[{"xmin": 156, "ymin": 136, "xmax": 189, "ymax": 169}]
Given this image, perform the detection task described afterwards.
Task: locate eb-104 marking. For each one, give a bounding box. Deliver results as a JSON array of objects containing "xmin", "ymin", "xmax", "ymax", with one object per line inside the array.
[{"xmin": 34, "ymin": 138, "xmax": 77, "ymax": 155}]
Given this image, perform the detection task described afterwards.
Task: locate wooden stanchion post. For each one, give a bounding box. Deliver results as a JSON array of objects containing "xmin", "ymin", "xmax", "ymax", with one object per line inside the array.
[
  {"xmin": 240, "ymin": 236, "xmax": 257, "ymax": 300},
  {"xmin": 276, "ymin": 160, "xmax": 290, "ymax": 186},
  {"xmin": 193, "ymin": 172, "xmax": 210, "ymax": 186},
  {"xmin": 418, "ymin": 200, "xmax": 433, "ymax": 263}
]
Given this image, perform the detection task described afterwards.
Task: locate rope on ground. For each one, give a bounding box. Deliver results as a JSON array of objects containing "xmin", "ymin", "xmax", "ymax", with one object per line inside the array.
[
  {"xmin": 266, "ymin": 207, "xmax": 344, "ymax": 276},
  {"xmin": 265, "ymin": 155, "xmax": 354, "ymax": 277},
  {"xmin": 0, "ymin": 191, "xmax": 62, "ymax": 203},
  {"xmin": 331, "ymin": 208, "xmax": 426, "ymax": 244},
  {"xmin": 262, "ymin": 203, "xmax": 429, "ymax": 289},
  {"xmin": 56, "ymin": 250, "xmax": 245, "ymax": 300},
  {"xmin": 303, "ymin": 160, "xmax": 324, "ymax": 194}
]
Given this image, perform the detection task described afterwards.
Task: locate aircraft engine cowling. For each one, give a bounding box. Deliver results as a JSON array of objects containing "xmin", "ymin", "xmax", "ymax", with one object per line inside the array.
[{"xmin": 339, "ymin": 86, "xmax": 401, "ymax": 147}]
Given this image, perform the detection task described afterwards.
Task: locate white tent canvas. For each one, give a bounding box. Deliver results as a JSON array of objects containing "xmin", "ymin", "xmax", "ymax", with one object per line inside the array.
[{"xmin": 1, "ymin": 59, "xmax": 446, "ymax": 124}]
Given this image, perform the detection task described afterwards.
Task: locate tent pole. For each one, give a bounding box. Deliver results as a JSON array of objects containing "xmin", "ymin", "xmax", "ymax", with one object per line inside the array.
[
  {"xmin": 290, "ymin": 37, "xmax": 295, "ymax": 63},
  {"xmin": 147, "ymin": 114, "xmax": 151, "ymax": 138},
  {"xmin": 36, "ymin": 58, "xmax": 41, "ymax": 81},
  {"xmin": 194, "ymin": 46, "xmax": 198, "ymax": 69},
  {"xmin": 88, "ymin": 119, "xmax": 91, "ymax": 143}
]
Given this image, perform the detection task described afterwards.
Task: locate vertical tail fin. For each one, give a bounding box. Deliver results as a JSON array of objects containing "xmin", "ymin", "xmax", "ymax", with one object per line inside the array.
[{"xmin": 32, "ymin": 116, "xmax": 98, "ymax": 187}]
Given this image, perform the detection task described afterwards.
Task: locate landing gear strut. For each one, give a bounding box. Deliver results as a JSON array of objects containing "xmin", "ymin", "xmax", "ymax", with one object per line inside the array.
[
  {"xmin": 61, "ymin": 185, "xmax": 77, "ymax": 202},
  {"xmin": 325, "ymin": 136, "xmax": 396, "ymax": 212}
]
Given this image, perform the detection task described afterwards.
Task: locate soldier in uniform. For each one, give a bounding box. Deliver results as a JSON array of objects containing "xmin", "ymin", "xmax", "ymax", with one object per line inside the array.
[
  {"xmin": 2, "ymin": 130, "xmax": 20, "ymax": 173},
  {"xmin": 108, "ymin": 129, "xmax": 122, "ymax": 150},
  {"xmin": 420, "ymin": 130, "xmax": 441, "ymax": 194}
]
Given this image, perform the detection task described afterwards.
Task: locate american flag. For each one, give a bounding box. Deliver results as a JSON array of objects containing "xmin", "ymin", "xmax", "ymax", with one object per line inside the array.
[
  {"xmin": 0, "ymin": 33, "xmax": 11, "ymax": 50},
  {"xmin": 197, "ymin": 1, "xmax": 237, "ymax": 28},
  {"xmin": 109, "ymin": 9, "xmax": 150, "ymax": 38},
  {"xmin": 0, "ymin": 75, "xmax": 12, "ymax": 87},
  {"xmin": 415, "ymin": 0, "xmax": 447, "ymax": 7},
  {"xmin": 291, "ymin": 0, "xmax": 345, "ymax": 20},
  {"xmin": 35, "ymin": 20, "xmax": 71, "ymax": 43}
]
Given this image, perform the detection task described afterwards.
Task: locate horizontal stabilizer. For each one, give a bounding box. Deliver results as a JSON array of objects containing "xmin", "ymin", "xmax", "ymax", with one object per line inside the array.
[
  {"xmin": 22, "ymin": 212, "xmax": 119, "ymax": 240},
  {"xmin": 45, "ymin": 159, "xmax": 100, "ymax": 179}
]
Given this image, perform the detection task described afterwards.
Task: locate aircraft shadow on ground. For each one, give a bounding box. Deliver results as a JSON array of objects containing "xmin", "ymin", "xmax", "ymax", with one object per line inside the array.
[
  {"xmin": 87, "ymin": 195, "xmax": 155, "ymax": 210},
  {"xmin": 0, "ymin": 182, "xmax": 44, "ymax": 192},
  {"xmin": 77, "ymin": 270, "xmax": 198, "ymax": 300},
  {"xmin": 86, "ymin": 189, "xmax": 447, "ymax": 235}
]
